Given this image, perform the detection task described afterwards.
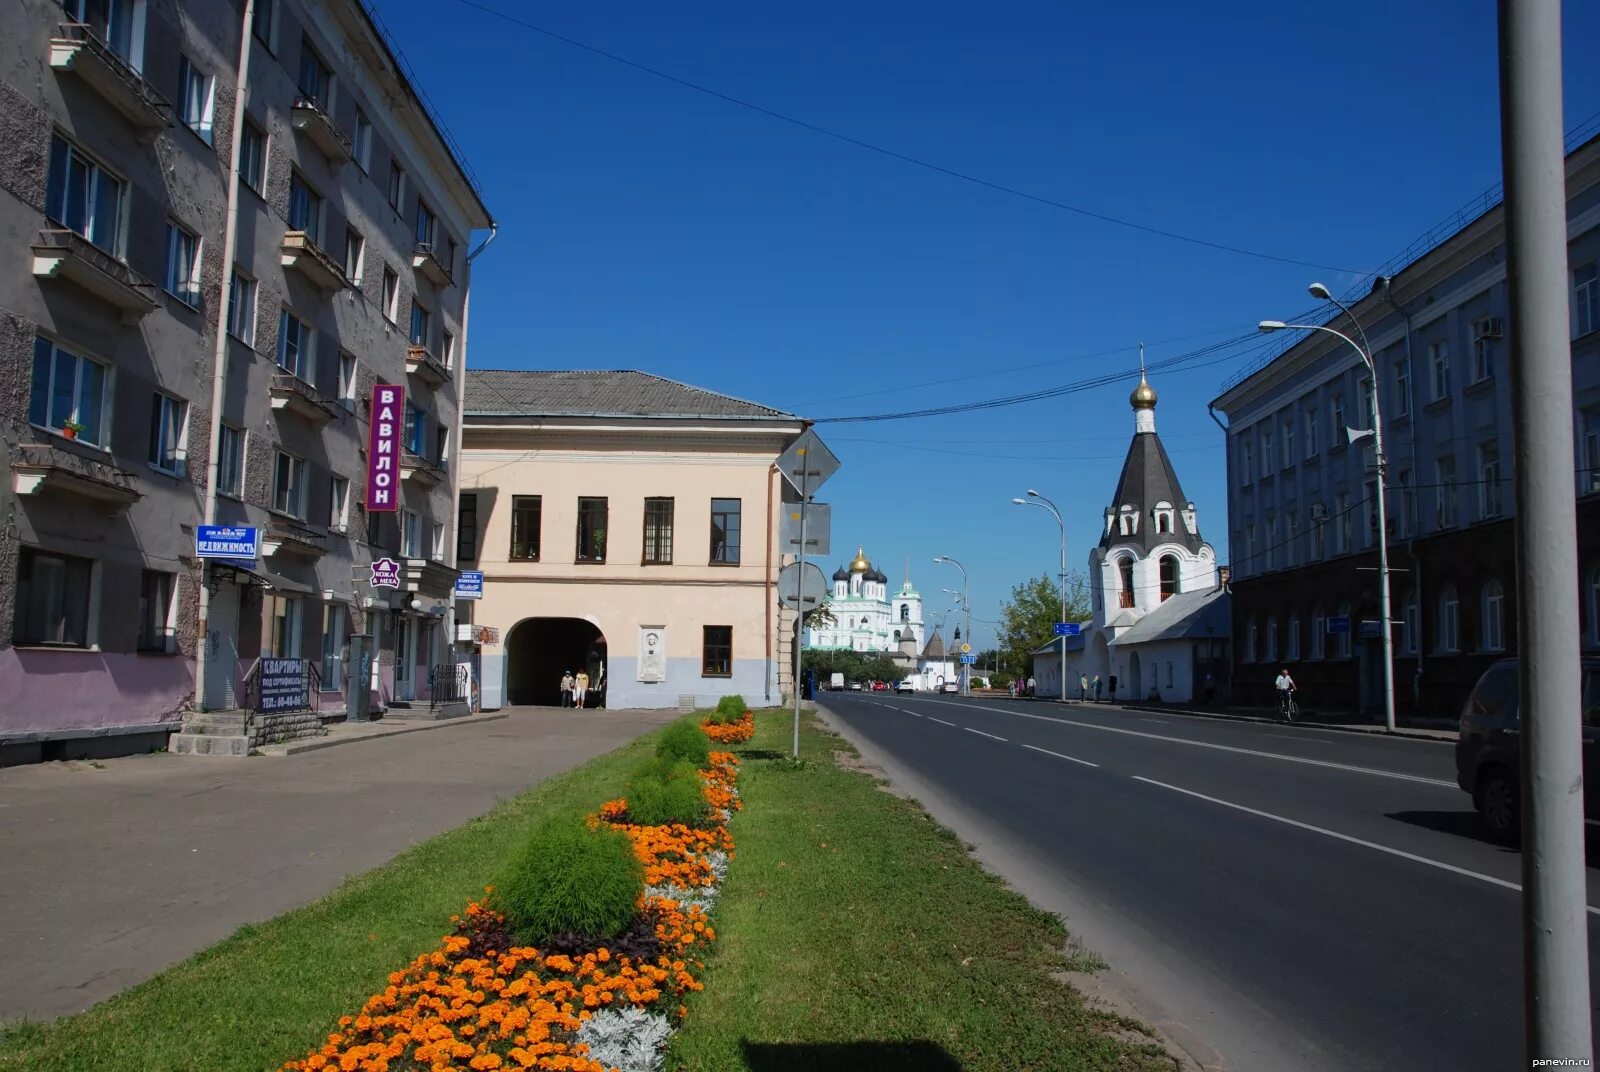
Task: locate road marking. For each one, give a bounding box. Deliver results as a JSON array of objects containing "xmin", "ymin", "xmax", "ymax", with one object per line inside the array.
[
  {"xmin": 919, "ymin": 698, "xmax": 1455, "ymax": 787},
  {"xmin": 1133, "ymin": 776, "xmax": 1600, "ymax": 915},
  {"xmin": 927, "ymin": 716, "xmax": 955, "ymax": 727},
  {"xmin": 963, "ymin": 727, "xmax": 1008, "ymax": 742},
  {"xmin": 1021, "ymin": 744, "xmax": 1098, "ymax": 768}
]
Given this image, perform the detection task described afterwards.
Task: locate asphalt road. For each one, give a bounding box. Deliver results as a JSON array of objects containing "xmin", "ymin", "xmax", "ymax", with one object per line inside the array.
[{"xmin": 821, "ymin": 692, "xmax": 1599, "ymax": 1072}]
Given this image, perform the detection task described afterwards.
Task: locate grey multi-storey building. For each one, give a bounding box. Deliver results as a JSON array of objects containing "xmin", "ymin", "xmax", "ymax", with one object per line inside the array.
[
  {"xmin": 1211, "ymin": 132, "xmax": 1600, "ymax": 720},
  {"xmin": 0, "ymin": 0, "xmax": 492, "ymax": 762}
]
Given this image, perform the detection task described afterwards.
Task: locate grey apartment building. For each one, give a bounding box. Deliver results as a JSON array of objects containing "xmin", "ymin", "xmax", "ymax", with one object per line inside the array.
[
  {"xmin": 0, "ymin": 0, "xmax": 492, "ymax": 761},
  {"xmin": 1212, "ymin": 133, "xmax": 1600, "ymax": 720}
]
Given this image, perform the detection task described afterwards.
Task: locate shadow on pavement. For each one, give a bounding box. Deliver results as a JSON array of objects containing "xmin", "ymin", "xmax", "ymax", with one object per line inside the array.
[
  {"xmin": 740, "ymin": 1040, "xmax": 963, "ymax": 1071},
  {"xmin": 1386, "ymin": 810, "xmax": 1600, "ymax": 868}
]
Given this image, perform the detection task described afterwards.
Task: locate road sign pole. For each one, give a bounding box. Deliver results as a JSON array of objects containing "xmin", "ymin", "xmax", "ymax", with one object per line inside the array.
[{"xmin": 793, "ymin": 464, "xmax": 807, "ymax": 760}]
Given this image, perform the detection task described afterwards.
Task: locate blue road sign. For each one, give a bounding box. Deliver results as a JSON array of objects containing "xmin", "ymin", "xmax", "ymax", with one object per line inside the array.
[
  {"xmin": 1053, "ymin": 622, "xmax": 1082, "ymax": 636},
  {"xmin": 196, "ymin": 525, "xmax": 258, "ymax": 560},
  {"xmin": 960, "ymin": 654, "xmax": 978, "ymax": 665},
  {"xmin": 1359, "ymin": 619, "xmax": 1383, "ymax": 638},
  {"xmin": 1326, "ymin": 615, "xmax": 1351, "ymax": 634},
  {"xmin": 454, "ymin": 571, "xmax": 484, "ymax": 600}
]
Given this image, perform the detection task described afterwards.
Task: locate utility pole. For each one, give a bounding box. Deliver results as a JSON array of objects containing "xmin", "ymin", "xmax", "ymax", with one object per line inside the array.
[{"xmin": 1499, "ymin": 0, "xmax": 1593, "ymax": 1064}]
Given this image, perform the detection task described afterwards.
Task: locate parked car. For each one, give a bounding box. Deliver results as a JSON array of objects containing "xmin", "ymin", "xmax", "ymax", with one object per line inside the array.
[
  {"xmin": 1456, "ymin": 656, "xmax": 1600, "ymax": 843},
  {"xmin": 848, "ymin": 681, "xmax": 862, "ymax": 691},
  {"xmin": 829, "ymin": 672, "xmax": 845, "ymax": 691},
  {"xmin": 895, "ymin": 680, "xmax": 915, "ymax": 695},
  {"xmin": 940, "ymin": 680, "xmax": 960, "ymax": 694}
]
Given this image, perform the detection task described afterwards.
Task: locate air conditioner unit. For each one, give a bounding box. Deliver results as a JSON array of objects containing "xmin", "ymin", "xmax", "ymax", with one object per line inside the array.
[
  {"xmin": 1310, "ymin": 504, "xmax": 1328, "ymax": 522},
  {"xmin": 1475, "ymin": 318, "xmax": 1504, "ymax": 340}
]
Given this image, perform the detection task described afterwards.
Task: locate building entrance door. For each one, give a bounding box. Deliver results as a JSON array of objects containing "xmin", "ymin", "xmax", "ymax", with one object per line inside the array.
[
  {"xmin": 396, "ymin": 616, "xmax": 416, "ymax": 701},
  {"xmin": 203, "ymin": 581, "xmax": 241, "ymax": 710}
]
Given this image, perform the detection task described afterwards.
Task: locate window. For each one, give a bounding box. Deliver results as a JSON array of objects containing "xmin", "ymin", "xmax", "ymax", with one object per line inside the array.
[
  {"xmin": 443, "ymin": 234, "xmax": 458, "ymax": 276},
  {"xmin": 1282, "ymin": 415, "xmax": 1294, "ymax": 468},
  {"xmin": 431, "ymin": 520, "xmax": 445, "ymax": 561},
  {"xmin": 1311, "ymin": 608, "xmax": 1326, "ymax": 660},
  {"xmin": 577, "ymin": 497, "xmax": 608, "ymax": 562},
  {"xmin": 1402, "ymin": 592, "xmax": 1419, "ymax": 654},
  {"xmin": 240, "ymin": 118, "xmax": 266, "ymax": 194},
  {"xmin": 387, "ymin": 160, "xmax": 405, "ymax": 211},
  {"xmin": 441, "ymin": 331, "xmax": 456, "ymax": 370},
  {"xmin": 1285, "ymin": 509, "xmax": 1298, "ymax": 567},
  {"xmin": 710, "ymin": 498, "xmax": 741, "ymax": 564},
  {"xmin": 228, "ymin": 269, "xmax": 257, "ymax": 343},
  {"xmin": 1241, "ymin": 438, "xmax": 1254, "ymax": 483},
  {"xmin": 338, "ymin": 351, "xmax": 357, "ymax": 411},
  {"xmin": 1310, "ymin": 508, "xmax": 1326, "ymax": 560},
  {"xmin": 1158, "ymin": 555, "xmax": 1178, "ymax": 601},
  {"xmin": 643, "ymin": 497, "xmax": 674, "ymax": 564},
  {"xmin": 415, "ymin": 200, "xmax": 437, "ymax": 247},
  {"xmin": 64, "ymin": 0, "xmax": 138, "ymax": 61},
  {"xmin": 457, "ymin": 494, "xmax": 478, "ymax": 561},
  {"xmin": 164, "ymin": 222, "xmax": 200, "ymax": 306},
  {"xmin": 1287, "ymin": 612, "xmax": 1301, "ymax": 661},
  {"xmin": 353, "ymin": 108, "xmax": 372, "ymax": 172},
  {"xmin": 1398, "ymin": 469, "xmax": 1415, "ymax": 539},
  {"xmin": 510, "ymin": 495, "xmax": 541, "ymax": 560},
  {"xmin": 13, "ymin": 548, "xmax": 92, "ymax": 647},
  {"xmin": 30, "ymin": 337, "xmax": 108, "ymax": 446},
  {"xmin": 265, "ymin": 592, "xmax": 301, "ymax": 658},
  {"xmin": 404, "ymin": 402, "xmax": 427, "ymax": 455},
  {"xmin": 1359, "ymin": 377, "xmax": 1375, "ymax": 428},
  {"xmin": 1429, "ymin": 341, "xmax": 1450, "ymax": 401},
  {"xmin": 1331, "ymin": 395, "xmax": 1346, "ymax": 440},
  {"xmin": 1118, "ymin": 556, "xmax": 1135, "ymax": 607},
  {"xmin": 1436, "ymin": 456, "xmax": 1457, "ymax": 528},
  {"xmin": 1437, "ymin": 586, "xmax": 1460, "ymax": 653},
  {"xmin": 434, "ymin": 425, "xmax": 449, "ymax": 467},
  {"xmin": 329, "ymin": 476, "xmax": 349, "ymax": 532},
  {"xmin": 1478, "ymin": 442, "xmax": 1502, "ymax": 519},
  {"xmin": 297, "ymin": 38, "xmax": 333, "ymax": 108},
  {"xmin": 148, "ymin": 393, "xmax": 187, "ymax": 474},
  {"xmin": 381, "ymin": 267, "xmax": 399, "ymax": 322},
  {"xmin": 217, "ymin": 423, "xmax": 243, "ymax": 498},
  {"xmin": 409, "ymin": 301, "xmax": 431, "ymax": 349},
  {"xmin": 277, "ymin": 309, "xmax": 313, "ymax": 380},
  {"xmin": 46, "ymin": 134, "xmax": 124, "ymax": 254},
  {"xmin": 344, "ymin": 228, "xmax": 364, "ymax": 283},
  {"xmin": 900, "ymin": 604, "xmax": 910, "ymax": 622},
  {"xmin": 288, "ymin": 172, "xmax": 322, "ymax": 244},
  {"xmin": 702, "ymin": 626, "xmax": 732, "ymax": 677},
  {"xmin": 1265, "ymin": 616, "xmax": 1277, "ymax": 662},
  {"xmin": 401, "ymin": 509, "xmax": 421, "ymax": 558},
  {"xmin": 1584, "ymin": 410, "xmax": 1600, "ymax": 494},
  {"xmin": 1336, "ymin": 602, "xmax": 1352, "ymax": 659},
  {"xmin": 1245, "ymin": 620, "xmax": 1257, "ymax": 663},
  {"xmin": 1304, "ymin": 406, "xmax": 1319, "ymax": 458},
  {"xmin": 1482, "ymin": 579, "xmax": 1505, "ymax": 651},
  {"xmin": 177, "ymin": 55, "xmax": 214, "ymax": 143},
  {"xmin": 137, "ymin": 571, "xmax": 175, "ymax": 652},
  {"xmin": 1472, "ymin": 318, "xmax": 1497, "ymax": 381},
  {"xmin": 1576, "ymin": 262, "xmax": 1599, "ymax": 338},
  {"xmin": 321, "ymin": 603, "xmax": 347, "ymax": 693},
  {"xmin": 252, "ymin": 0, "xmax": 275, "ymax": 46},
  {"xmin": 1335, "ymin": 492, "xmax": 1350, "ymax": 554},
  {"xmin": 1261, "ymin": 428, "xmax": 1273, "ymax": 473},
  {"xmin": 272, "ymin": 451, "xmax": 306, "ymax": 517},
  {"xmin": 1394, "ymin": 359, "xmax": 1410, "ymax": 417}
]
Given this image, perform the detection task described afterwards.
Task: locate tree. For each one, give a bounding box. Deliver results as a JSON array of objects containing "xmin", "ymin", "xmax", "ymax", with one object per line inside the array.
[
  {"xmin": 801, "ymin": 649, "xmax": 905, "ymax": 684},
  {"xmin": 998, "ymin": 572, "xmax": 1090, "ymax": 675}
]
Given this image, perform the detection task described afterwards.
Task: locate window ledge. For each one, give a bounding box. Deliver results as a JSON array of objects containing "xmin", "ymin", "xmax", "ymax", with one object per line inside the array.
[
  {"xmin": 165, "ymin": 288, "xmax": 202, "ymax": 311},
  {"xmin": 1465, "ymin": 375, "xmax": 1496, "ymax": 395},
  {"xmin": 707, "ymin": 560, "xmax": 742, "ymax": 567},
  {"xmin": 1424, "ymin": 396, "xmax": 1452, "ymax": 413},
  {"xmin": 31, "ymin": 425, "xmax": 111, "ymax": 456},
  {"xmin": 267, "ymin": 508, "xmax": 308, "ymax": 523},
  {"xmin": 135, "ymin": 648, "xmax": 182, "ymax": 657},
  {"xmin": 11, "ymin": 644, "xmax": 98, "ymax": 653}
]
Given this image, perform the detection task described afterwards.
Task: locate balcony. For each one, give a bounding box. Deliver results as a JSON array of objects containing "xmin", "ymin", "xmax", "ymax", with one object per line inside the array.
[
  {"xmin": 280, "ymin": 231, "xmax": 349, "ymax": 293},
  {"xmin": 49, "ymin": 23, "xmax": 169, "ymax": 137},
  {"xmin": 290, "ymin": 96, "xmax": 352, "ymax": 164},
  {"xmin": 402, "ymin": 558, "xmax": 459, "ymax": 601},
  {"xmin": 269, "ymin": 372, "xmax": 340, "ymax": 427},
  {"xmin": 405, "ymin": 345, "xmax": 450, "ymax": 388},
  {"xmin": 10, "ymin": 442, "xmax": 139, "ymax": 507},
  {"xmin": 262, "ymin": 521, "xmax": 328, "ymax": 559},
  {"xmin": 411, "ymin": 243, "xmax": 453, "ymax": 287},
  {"xmin": 32, "ymin": 229, "xmax": 160, "ymax": 321},
  {"xmin": 400, "ymin": 449, "xmax": 445, "ymax": 487}
]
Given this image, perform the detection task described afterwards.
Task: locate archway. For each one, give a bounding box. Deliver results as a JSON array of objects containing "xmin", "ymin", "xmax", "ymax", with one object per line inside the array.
[
  {"xmin": 506, "ymin": 617, "xmax": 607, "ymax": 706},
  {"xmin": 1128, "ymin": 650, "xmax": 1142, "ymax": 700}
]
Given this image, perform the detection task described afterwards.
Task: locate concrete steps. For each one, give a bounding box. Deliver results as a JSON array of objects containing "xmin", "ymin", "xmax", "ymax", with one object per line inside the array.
[{"xmin": 169, "ymin": 708, "xmax": 328, "ymax": 756}]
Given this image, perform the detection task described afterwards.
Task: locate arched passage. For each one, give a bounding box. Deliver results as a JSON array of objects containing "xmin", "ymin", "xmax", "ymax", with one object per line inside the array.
[{"xmin": 506, "ymin": 617, "xmax": 607, "ymax": 707}]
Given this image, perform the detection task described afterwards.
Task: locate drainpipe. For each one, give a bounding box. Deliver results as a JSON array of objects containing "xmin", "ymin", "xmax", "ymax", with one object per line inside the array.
[
  {"xmin": 764, "ymin": 462, "xmax": 776, "ymax": 702},
  {"xmin": 1381, "ymin": 276, "xmax": 1425, "ymax": 710},
  {"xmin": 194, "ymin": 0, "xmax": 256, "ymax": 712}
]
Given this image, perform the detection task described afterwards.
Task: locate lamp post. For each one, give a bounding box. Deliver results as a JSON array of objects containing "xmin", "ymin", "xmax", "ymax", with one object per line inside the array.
[
  {"xmin": 1014, "ymin": 491, "xmax": 1067, "ymax": 701},
  {"xmin": 934, "ymin": 555, "xmax": 970, "ymax": 694},
  {"xmin": 1261, "ymin": 284, "xmax": 1396, "ymax": 734}
]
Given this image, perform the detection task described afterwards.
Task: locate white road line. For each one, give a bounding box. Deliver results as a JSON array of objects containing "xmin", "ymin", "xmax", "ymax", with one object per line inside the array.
[
  {"xmin": 927, "ymin": 716, "xmax": 956, "ymax": 727},
  {"xmin": 919, "ymin": 698, "xmax": 1455, "ymax": 787},
  {"xmin": 963, "ymin": 727, "xmax": 1008, "ymax": 742},
  {"xmin": 1021, "ymin": 743, "xmax": 1099, "ymax": 768},
  {"xmin": 1133, "ymin": 776, "xmax": 1600, "ymax": 916}
]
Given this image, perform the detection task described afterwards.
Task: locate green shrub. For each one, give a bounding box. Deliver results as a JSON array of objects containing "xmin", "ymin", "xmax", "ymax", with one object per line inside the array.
[
  {"xmin": 494, "ymin": 814, "xmax": 643, "ymax": 942},
  {"xmin": 713, "ymin": 694, "xmax": 748, "ymax": 723},
  {"xmin": 656, "ymin": 721, "xmax": 711, "ymax": 766},
  {"xmin": 627, "ymin": 760, "xmax": 709, "ymax": 827}
]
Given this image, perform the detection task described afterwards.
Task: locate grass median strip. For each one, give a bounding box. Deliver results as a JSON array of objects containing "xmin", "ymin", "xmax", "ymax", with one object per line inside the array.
[{"xmin": 668, "ymin": 710, "xmax": 1171, "ymax": 1071}]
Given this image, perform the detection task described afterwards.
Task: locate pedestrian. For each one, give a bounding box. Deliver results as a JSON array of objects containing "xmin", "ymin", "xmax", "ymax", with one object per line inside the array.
[
  {"xmin": 1026, "ymin": 676, "xmax": 1037, "ymax": 698},
  {"xmin": 1008, "ymin": 680, "xmax": 1017, "ymax": 698},
  {"xmin": 559, "ymin": 670, "xmax": 574, "ymax": 708},
  {"xmin": 1079, "ymin": 673, "xmax": 1089, "ymax": 702},
  {"xmin": 1092, "ymin": 674, "xmax": 1102, "ymax": 702},
  {"xmin": 573, "ymin": 669, "xmax": 590, "ymax": 709},
  {"xmin": 1203, "ymin": 672, "xmax": 1216, "ymax": 705},
  {"xmin": 1109, "ymin": 674, "xmax": 1119, "ymax": 704}
]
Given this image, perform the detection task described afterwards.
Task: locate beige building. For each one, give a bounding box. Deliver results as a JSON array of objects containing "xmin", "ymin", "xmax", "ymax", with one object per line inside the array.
[{"xmin": 457, "ymin": 370, "xmax": 813, "ymax": 710}]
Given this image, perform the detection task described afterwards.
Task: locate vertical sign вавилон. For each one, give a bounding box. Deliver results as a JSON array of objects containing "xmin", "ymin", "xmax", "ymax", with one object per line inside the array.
[{"xmin": 367, "ymin": 383, "xmax": 404, "ymax": 511}]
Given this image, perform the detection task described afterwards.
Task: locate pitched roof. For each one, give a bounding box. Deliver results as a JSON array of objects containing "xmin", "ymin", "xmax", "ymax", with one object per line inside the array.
[
  {"xmin": 921, "ymin": 628, "xmax": 948, "ymax": 659},
  {"xmin": 465, "ymin": 370, "xmax": 798, "ymax": 420},
  {"xmin": 1100, "ymin": 430, "xmax": 1205, "ymax": 554},
  {"xmin": 1108, "ymin": 587, "xmax": 1230, "ymax": 646}
]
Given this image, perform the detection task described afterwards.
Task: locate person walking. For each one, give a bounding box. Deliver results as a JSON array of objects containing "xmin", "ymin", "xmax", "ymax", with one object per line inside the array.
[
  {"xmin": 1108, "ymin": 674, "xmax": 1119, "ymax": 704},
  {"xmin": 1092, "ymin": 673, "xmax": 1102, "ymax": 702},
  {"xmin": 573, "ymin": 669, "xmax": 590, "ymax": 709},
  {"xmin": 1079, "ymin": 673, "xmax": 1089, "ymax": 702},
  {"xmin": 559, "ymin": 670, "xmax": 574, "ymax": 708},
  {"xmin": 1026, "ymin": 676, "xmax": 1037, "ymax": 698}
]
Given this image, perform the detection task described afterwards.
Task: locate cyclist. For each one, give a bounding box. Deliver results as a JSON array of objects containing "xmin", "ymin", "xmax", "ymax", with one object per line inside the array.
[{"xmin": 1274, "ymin": 667, "xmax": 1297, "ymax": 720}]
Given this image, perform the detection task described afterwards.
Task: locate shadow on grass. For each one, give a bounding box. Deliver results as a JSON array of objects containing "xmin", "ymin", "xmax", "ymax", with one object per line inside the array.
[
  {"xmin": 740, "ymin": 1039, "xmax": 962, "ymax": 1071},
  {"xmin": 734, "ymin": 749, "xmax": 788, "ymax": 762}
]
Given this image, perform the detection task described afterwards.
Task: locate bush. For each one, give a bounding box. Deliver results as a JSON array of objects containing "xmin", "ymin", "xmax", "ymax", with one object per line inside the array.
[
  {"xmin": 627, "ymin": 760, "xmax": 709, "ymax": 827},
  {"xmin": 494, "ymin": 814, "xmax": 643, "ymax": 943},
  {"xmin": 657, "ymin": 720, "xmax": 711, "ymax": 766},
  {"xmin": 713, "ymin": 694, "xmax": 748, "ymax": 723},
  {"xmin": 990, "ymin": 672, "xmax": 1015, "ymax": 689}
]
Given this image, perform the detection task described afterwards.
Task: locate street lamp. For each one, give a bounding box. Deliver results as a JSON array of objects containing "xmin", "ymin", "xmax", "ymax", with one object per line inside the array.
[
  {"xmin": 934, "ymin": 554, "xmax": 970, "ymax": 694},
  {"xmin": 1015, "ymin": 491, "xmax": 1067, "ymax": 701},
  {"xmin": 1261, "ymin": 282, "xmax": 1397, "ymax": 733}
]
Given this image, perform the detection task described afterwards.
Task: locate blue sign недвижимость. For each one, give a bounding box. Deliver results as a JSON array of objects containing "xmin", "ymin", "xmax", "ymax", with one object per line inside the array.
[
  {"xmin": 196, "ymin": 525, "xmax": 259, "ymax": 559},
  {"xmin": 453, "ymin": 571, "xmax": 484, "ymax": 599}
]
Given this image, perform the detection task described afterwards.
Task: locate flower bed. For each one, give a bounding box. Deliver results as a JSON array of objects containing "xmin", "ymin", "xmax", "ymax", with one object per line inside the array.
[
  {"xmin": 283, "ymin": 740, "xmax": 743, "ymax": 1072},
  {"xmin": 699, "ymin": 712, "xmax": 754, "ymax": 744}
]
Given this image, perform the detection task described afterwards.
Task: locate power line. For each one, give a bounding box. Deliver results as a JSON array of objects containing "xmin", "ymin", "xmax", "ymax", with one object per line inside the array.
[{"xmin": 449, "ymin": 0, "xmax": 1366, "ymax": 274}]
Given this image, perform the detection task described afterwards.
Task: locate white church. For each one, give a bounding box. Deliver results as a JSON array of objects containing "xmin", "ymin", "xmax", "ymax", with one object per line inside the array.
[
  {"xmin": 1031, "ymin": 372, "xmax": 1231, "ymax": 703},
  {"xmin": 807, "ymin": 549, "xmax": 959, "ymax": 691}
]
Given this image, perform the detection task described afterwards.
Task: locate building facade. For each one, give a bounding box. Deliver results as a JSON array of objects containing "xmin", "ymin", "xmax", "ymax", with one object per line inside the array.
[
  {"xmin": 457, "ymin": 370, "xmax": 812, "ymax": 711},
  {"xmin": 1211, "ymin": 133, "xmax": 1600, "ymax": 719},
  {"xmin": 1, "ymin": 0, "xmax": 491, "ymax": 761},
  {"xmin": 807, "ymin": 548, "xmax": 925, "ymax": 652}
]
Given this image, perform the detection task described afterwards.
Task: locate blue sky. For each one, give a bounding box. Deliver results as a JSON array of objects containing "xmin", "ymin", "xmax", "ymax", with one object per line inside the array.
[{"xmin": 380, "ymin": 0, "xmax": 1600, "ymax": 650}]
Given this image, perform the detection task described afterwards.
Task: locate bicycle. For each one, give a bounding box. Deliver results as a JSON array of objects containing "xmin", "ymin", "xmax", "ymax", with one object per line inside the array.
[{"xmin": 1278, "ymin": 690, "xmax": 1299, "ymax": 723}]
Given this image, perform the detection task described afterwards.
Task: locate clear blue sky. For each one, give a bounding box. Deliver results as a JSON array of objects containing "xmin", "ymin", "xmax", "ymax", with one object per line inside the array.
[{"xmin": 380, "ymin": 0, "xmax": 1600, "ymax": 651}]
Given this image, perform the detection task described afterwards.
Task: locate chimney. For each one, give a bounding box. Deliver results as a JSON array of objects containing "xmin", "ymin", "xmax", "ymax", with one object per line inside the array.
[{"xmin": 1216, "ymin": 565, "xmax": 1231, "ymax": 592}]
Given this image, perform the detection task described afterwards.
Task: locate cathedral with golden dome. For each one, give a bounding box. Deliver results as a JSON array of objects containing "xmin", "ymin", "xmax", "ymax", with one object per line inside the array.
[{"xmin": 806, "ymin": 547, "xmax": 926, "ymax": 653}]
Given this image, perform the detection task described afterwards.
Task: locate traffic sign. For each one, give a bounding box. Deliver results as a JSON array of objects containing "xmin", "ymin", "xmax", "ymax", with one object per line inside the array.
[
  {"xmin": 960, "ymin": 643, "xmax": 971, "ymax": 654},
  {"xmin": 1053, "ymin": 622, "xmax": 1082, "ymax": 636},
  {"xmin": 960, "ymin": 654, "xmax": 978, "ymax": 665},
  {"xmin": 1326, "ymin": 615, "xmax": 1350, "ymax": 634},
  {"xmin": 454, "ymin": 571, "xmax": 484, "ymax": 600},
  {"xmin": 780, "ymin": 502, "xmax": 831, "ymax": 557},
  {"xmin": 776, "ymin": 428, "xmax": 840, "ymax": 496},
  {"xmin": 196, "ymin": 525, "xmax": 259, "ymax": 560},
  {"xmin": 1359, "ymin": 619, "xmax": 1383, "ymax": 639},
  {"xmin": 777, "ymin": 561, "xmax": 829, "ymax": 609}
]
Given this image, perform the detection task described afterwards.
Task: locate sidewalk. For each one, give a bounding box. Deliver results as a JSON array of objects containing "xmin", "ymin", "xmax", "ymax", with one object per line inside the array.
[{"xmin": 1004, "ymin": 694, "xmax": 1458, "ymax": 742}]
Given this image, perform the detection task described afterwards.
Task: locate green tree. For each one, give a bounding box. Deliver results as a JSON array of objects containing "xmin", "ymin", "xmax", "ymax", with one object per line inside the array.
[
  {"xmin": 802, "ymin": 649, "xmax": 907, "ymax": 684},
  {"xmin": 998, "ymin": 572, "xmax": 1091, "ymax": 674}
]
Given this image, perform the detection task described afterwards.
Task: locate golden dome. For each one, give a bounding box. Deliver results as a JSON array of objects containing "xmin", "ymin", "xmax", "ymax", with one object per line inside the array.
[
  {"xmin": 848, "ymin": 547, "xmax": 872, "ymax": 573},
  {"xmin": 1130, "ymin": 374, "xmax": 1158, "ymax": 409}
]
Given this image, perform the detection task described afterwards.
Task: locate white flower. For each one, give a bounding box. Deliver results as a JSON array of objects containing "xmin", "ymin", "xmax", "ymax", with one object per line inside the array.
[{"xmin": 574, "ymin": 1006, "xmax": 675, "ymax": 1072}]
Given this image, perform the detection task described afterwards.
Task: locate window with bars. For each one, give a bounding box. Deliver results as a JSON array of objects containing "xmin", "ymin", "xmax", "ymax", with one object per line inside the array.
[
  {"xmin": 642, "ymin": 497, "xmax": 674, "ymax": 565},
  {"xmin": 510, "ymin": 495, "xmax": 541, "ymax": 560}
]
